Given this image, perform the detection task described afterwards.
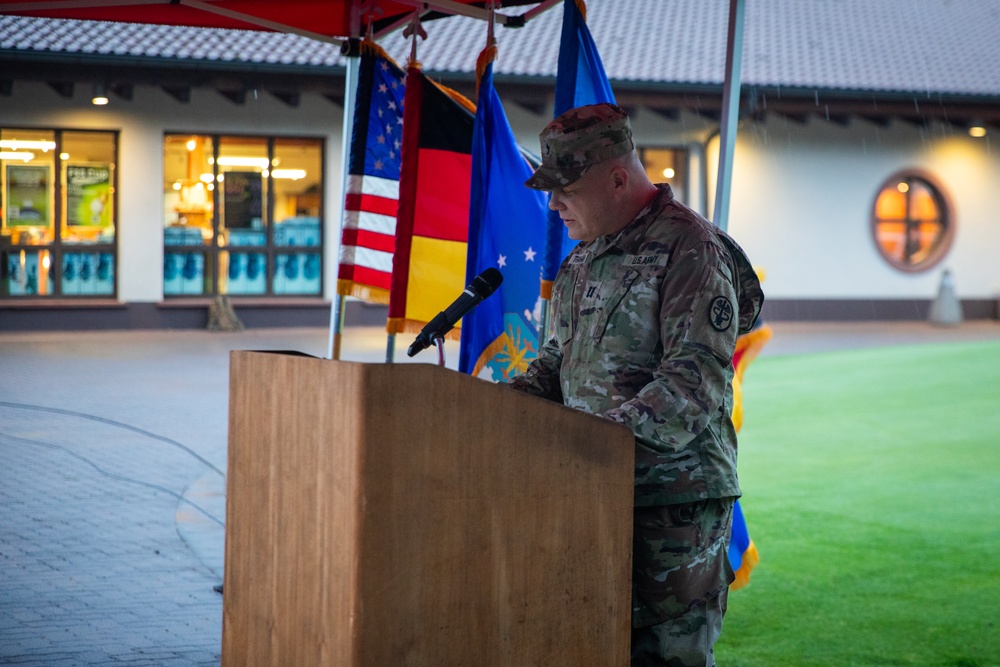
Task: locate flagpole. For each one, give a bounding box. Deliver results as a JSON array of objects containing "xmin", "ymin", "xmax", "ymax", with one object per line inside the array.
[
  {"xmin": 385, "ymin": 12, "xmax": 426, "ymax": 365},
  {"xmin": 713, "ymin": 0, "xmax": 746, "ymax": 232},
  {"xmin": 328, "ymin": 39, "xmax": 362, "ymax": 360}
]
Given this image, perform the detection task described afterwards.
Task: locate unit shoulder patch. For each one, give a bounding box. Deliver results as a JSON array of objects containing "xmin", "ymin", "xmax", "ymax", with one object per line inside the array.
[{"xmin": 709, "ymin": 296, "xmax": 734, "ymax": 331}]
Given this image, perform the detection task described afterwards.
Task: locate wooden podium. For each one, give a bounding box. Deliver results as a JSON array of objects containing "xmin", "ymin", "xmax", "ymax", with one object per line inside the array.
[{"xmin": 222, "ymin": 351, "xmax": 634, "ymax": 666}]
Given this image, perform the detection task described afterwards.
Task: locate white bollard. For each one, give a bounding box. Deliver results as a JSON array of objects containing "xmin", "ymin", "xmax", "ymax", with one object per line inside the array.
[{"xmin": 928, "ymin": 269, "xmax": 963, "ymax": 327}]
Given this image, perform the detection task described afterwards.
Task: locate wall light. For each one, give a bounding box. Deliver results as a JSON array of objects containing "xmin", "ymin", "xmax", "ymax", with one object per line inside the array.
[
  {"xmin": 0, "ymin": 140, "xmax": 57, "ymax": 151},
  {"xmin": 661, "ymin": 167, "xmax": 675, "ymax": 179},
  {"xmin": 92, "ymin": 83, "xmax": 109, "ymax": 106},
  {"xmin": 0, "ymin": 151, "xmax": 35, "ymax": 162},
  {"xmin": 968, "ymin": 119, "xmax": 987, "ymax": 138}
]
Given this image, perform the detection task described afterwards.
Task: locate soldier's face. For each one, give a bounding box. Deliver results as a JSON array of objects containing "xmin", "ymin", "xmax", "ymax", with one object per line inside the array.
[{"xmin": 548, "ymin": 165, "xmax": 621, "ymax": 242}]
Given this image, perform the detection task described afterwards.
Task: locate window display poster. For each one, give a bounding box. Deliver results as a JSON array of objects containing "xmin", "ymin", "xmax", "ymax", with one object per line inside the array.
[
  {"xmin": 224, "ymin": 170, "xmax": 262, "ymax": 229},
  {"xmin": 5, "ymin": 164, "xmax": 51, "ymax": 227},
  {"xmin": 66, "ymin": 165, "xmax": 112, "ymax": 227}
]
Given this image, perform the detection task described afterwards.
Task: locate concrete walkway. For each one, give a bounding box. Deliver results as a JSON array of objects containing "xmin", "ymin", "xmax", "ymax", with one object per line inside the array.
[{"xmin": 1, "ymin": 321, "xmax": 998, "ymax": 665}]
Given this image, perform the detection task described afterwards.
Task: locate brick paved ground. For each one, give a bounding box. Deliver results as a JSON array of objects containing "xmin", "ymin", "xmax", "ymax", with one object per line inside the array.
[
  {"xmin": 1, "ymin": 322, "xmax": 997, "ymax": 665},
  {"xmin": 0, "ymin": 330, "xmax": 245, "ymax": 666},
  {"xmin": 0, "ymin": 327, "xmax": 448, "ymax": 666}
]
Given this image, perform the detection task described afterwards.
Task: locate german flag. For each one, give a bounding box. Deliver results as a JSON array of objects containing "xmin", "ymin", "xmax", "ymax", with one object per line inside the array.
[{"xmin": 387, "ymin": 63, "xmax": 475, "ymax": 336}]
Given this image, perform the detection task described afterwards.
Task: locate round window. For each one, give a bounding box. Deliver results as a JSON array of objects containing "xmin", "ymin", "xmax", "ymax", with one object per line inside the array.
[{"xmin": 871, "ymin": 171, "xmax": 953, "ymax": 272}]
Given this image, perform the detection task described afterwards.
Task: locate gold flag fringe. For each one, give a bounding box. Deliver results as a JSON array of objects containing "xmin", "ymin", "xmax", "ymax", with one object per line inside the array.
[
  {"xmin": 729, "ymin": 541, "xmax": 759, "ymax": 591},
  {"xmin": 475, "ymin": 44, "xmax": 498, "ymax": 99},
  {"xmin": 731, "ymin": 324, "xmax": 773, "ymax": 432},
  {"xmin": 434, "ymin": 78, "xmax": 476, "ymax": 115},
  {"xmin": 575, "ymin": 0, "xmax": 588, "ymax": 22},
  {"xmin": 337, "ymin": 279, "xmax": 391, "ymax": 305},
  {"xmin": 386, "ymin": 317, "xmax": 461, "ymax": 342},
  {"xmin": 734, "ymin": 324, "xmax": 773, "ymax": 377},
  {"xmin": 359, "ymin": 38, "xmax": 391, "ymax": 61}
]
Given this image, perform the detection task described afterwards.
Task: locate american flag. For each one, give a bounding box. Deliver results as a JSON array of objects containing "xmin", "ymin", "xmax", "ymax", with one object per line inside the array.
[{"xmin": 337, "ymin": 46, "xmax": 407, "ymax": 303}]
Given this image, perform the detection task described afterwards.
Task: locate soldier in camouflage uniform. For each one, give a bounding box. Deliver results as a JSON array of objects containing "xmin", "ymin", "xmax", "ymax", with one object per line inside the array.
[{"xmin": 509, "ymin": 103, "xmax": 764, "ymax": 667}]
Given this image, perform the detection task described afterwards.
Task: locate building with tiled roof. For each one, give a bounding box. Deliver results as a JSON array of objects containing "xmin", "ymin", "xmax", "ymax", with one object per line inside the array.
[
  {"xmin": 2, "ymin": 1, "xmax": 999, "ymax": 330},
  {"xmin": 6, "ymin": 1, "xmax": 1000, "ymax": 118}
]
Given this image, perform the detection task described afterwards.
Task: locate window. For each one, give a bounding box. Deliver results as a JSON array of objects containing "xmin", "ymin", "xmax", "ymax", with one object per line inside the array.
[
  {"xmin": 872, "ymin": 171, "xmax": 953, "ymax": 272},
  {"xmin": 1, "ymin": 128, "xmax": 118, "ymax": 298},
  {"xmin": 638, "ymin": 146, "xmax": 688, "ymax": 204},
  {"xmin": 162, "ymin": 134, "xmax": 323, "ymax": 297}
]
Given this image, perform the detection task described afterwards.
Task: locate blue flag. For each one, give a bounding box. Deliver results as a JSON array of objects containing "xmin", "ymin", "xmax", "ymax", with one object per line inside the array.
[
  {"xmin": 541, "ymin": 0, "xmax": 617, "ymax": 291},
  {"xmin": 459, "ymin": 58, "xmax": 548, "ymax": 379}
]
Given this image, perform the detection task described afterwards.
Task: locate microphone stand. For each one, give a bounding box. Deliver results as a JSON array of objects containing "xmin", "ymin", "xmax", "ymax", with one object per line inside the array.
[{"xmin": 433, "ymin": 334, "xmax": 446, "ymax": 367}]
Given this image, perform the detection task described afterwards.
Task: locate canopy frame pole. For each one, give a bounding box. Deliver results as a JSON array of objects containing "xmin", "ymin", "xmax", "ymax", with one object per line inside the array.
[
  {"xmin": 713, "ymin": 0, "xmax": 746, "ymax": 232},
  {"xmin": 521, "ymin": 0, "xmax": 562, "ymax": 22},
  {"xmin": 182, "ymin": 0, "xmax": 344, "ymax": 45},
  {"xmin": 391, "ymin": 0, "xmax": 535, "ymax": 26},
  {"xmin": 327, "ymin": 41, "xmax": 361, "ymax": 360}
]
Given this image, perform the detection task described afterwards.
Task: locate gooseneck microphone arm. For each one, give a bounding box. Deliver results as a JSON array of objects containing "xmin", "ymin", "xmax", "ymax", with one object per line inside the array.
[{"xmin": 407, "ymin": 268, "xmax": 504, "ymax": 358}]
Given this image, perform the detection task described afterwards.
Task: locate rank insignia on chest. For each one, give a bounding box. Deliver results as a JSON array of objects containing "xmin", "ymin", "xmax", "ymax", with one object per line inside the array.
[{"xmin": 583, "ymin": 280, "xmax": 605, "ymax": 305}]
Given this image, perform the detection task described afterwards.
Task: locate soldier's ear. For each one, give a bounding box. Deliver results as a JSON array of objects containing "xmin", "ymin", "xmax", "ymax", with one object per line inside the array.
[{"xmin": 609, "ymin": 164, "xmax": 629, "ymax": 195}]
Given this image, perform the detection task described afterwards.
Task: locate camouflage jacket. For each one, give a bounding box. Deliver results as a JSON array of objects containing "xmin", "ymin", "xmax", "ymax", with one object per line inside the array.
[{"xmin": 508, "ymin": 184, "xmax": 764, "ymax": 506}]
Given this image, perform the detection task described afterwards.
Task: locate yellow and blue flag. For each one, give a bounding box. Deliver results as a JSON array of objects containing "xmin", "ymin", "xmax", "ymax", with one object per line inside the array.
[
  {"xmin": 459, "ymin": 51, "xmax": 548, "ymax": 379},
  {"xmin": 729, "ymin": 316, "xmax": 773, "ymax": 589},
  {"xmin": 729, "ymin": 499, "xmax": 760, "ymax": 590}
]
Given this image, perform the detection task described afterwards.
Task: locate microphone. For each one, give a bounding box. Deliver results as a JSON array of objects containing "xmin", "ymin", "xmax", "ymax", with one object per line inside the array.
[{"xmin": 407, "ymin": 267, "xmax": 504, "ymax": 357}]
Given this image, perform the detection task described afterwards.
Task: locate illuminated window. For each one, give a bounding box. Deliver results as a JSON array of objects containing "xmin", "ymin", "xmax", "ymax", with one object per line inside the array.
[
  {"xmin": 638, "ymin": 146, "xmax": 688, "ymax": 204},
  {"xmin": 871, "ymin": 172, "xmax": 953, "ymax": 272},
  {"xmin": 163, "ymin": 134, "xmax": 323, "ymax": 297},
  {"xmin": 1, "ymin": 128, "xmax": 117, "ymax": 298}
]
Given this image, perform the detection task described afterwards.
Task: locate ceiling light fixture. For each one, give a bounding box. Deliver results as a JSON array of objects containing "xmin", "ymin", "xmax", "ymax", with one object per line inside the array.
[
  {"xmin": 968, "ymin": 119, "xmax": 987, "ymax": 138},
  {"xmin": 216, "ymin": 156, "xmax": 270, "ymax": 169},
  {"xmin": 271, "ymin": 169, "xmax": 307, "ymax": 180},
  {"xmin": 92, "ymin": 83, "xmax": 109, "ymax": 106}
]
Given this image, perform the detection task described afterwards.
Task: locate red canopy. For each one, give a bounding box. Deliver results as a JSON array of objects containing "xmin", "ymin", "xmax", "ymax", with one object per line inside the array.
[{"xmin": 0, "ymin": 0, "xmax": 547, "ymax": 41}]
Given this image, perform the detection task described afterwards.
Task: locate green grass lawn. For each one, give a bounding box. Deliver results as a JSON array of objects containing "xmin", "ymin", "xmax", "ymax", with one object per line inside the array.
[{"xmin": 715, "ymin": 340, "xmax": 1000, "ymax": 667}]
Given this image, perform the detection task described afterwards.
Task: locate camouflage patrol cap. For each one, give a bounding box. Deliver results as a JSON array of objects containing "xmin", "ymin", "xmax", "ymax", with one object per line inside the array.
[{"xmin": 525, "ymin": 103, "xmax": 635, "ymax": 191}]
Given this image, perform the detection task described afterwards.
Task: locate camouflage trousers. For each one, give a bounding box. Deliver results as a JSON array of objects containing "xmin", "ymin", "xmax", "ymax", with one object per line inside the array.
[{"xmin": 630, "ymin": 497, "xmax": 735, "ymax": 666}]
